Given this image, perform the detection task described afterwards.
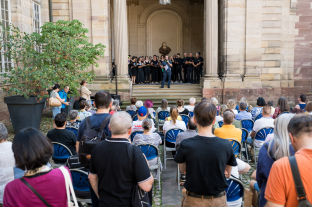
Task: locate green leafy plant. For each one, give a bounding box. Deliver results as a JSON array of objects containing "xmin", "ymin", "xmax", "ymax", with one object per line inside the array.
[{"xmin": 1, "ymin": 20, "xmax": 105, "ymax": 98}]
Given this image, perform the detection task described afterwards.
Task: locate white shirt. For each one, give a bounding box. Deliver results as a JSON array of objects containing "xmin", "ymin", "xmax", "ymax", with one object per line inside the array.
[
  {"xmin": 232, "ymin": 109, "xmax": 238, "ymax": 115},
  {"xmin": 228, "ymin": 158, "xmax": 246, "ymax": 207},
  {"xmin": 215, "ymin": 115, "xmax": 223, "ymax": 123},
  {"xmin": 147, "ymin": 108, "xmax": 156, "ymax": 118},
  {"xmin": 252, "ymin": 117, "xmax": 274, "ymax": 148},
  {"xmin": 163, "ymin": 120, "xmax": 186, "ymax": 134},
  {"xmin": 132, "ymin": 120, "xmax": 156, "ymax": 132},
  {"xmin": 185, "ymin": 105, "xmax": 195, "ymax": 112}
]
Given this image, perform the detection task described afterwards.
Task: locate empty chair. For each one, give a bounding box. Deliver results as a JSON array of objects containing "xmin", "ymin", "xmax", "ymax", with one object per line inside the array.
[
  {"xmin": 70, "ymin": 169, "xmax": 91, "ymax": 205},
  {"xmin": 240, "ymin": 119, "xmax": 254, "ymax": 133},
  {"xmin": 163, "ymin": 128, "xmax": 184, "ymax": 169},
  {"xmin": 51, "ymin": 142, "xmax": 73, "ymax": 168}
]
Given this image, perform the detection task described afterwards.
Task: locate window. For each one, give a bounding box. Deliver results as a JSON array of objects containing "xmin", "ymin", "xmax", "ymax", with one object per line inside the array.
[
  {"xmin": 0, "ymin": 0, "xmax": 12, "ymax": 73},
  {"xmin": 33, "ymin": 2, "xmax": 41, "ymax": 34}
]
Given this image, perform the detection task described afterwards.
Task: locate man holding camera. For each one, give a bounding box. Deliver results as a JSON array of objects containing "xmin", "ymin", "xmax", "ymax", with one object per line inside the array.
[{"xmin": 160, "ymin": 55, "xmax": 172, "ymax": 89}]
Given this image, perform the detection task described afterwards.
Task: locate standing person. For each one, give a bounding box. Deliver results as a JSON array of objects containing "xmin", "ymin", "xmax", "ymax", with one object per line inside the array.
[
  {"xmin": 273, "ymin": 97, "xmax": 290, "ymax": 119},
  {"xmin": 131, "ymin": 57, "xmax": 137, "ymax": 84},
  {"xmin": 151, "ymin": 55, "xmax": 158, "ymax": 83},
  {"xmin": 137, "ymin": 57, "xmax": 145, "ymax": 84},
  {"xmin": 160, "ymin": 55, "xmax": 173, "ymax": 89},
  {"xmin": 128, "ymin": 55, "xmax": 132, "ymax": 79},
  {"xmin": 265, "ymin": 114, "xmax": 312, "ymax": 207},
  {"xmin": 58, "ymin": 85, "xmax": 70, "ymax": 114},
  {"xmin": 157, "ymin": 56, "xmax": 162, "ymax": 83},
  {"xmin": 88, "ymin": 112, "xmax": 154, "ymax": 207},
  {"xmin": 193, "ymin": 52, "xmax": 203, "ymax": 84},
  {"xmin": 297, "ymin": 94, "xmax": 307, "ymax": 110},
  {"xmin": 144, "ymin": 56, "xmax": 151, "ymax": 84},
  {"xmin": 175, "ymin": 101, "xmax": 237, "ymax": 206},
  {"xmin": 183, "ymin": 53, "xmax": 188, "ymax": 83},
  {"xmin": 171, "ymin": 55, "xmax": 176, "ymax": 83},
  {"xmin": 186, "ymin": 53, "xmax": 194, "ymax": 84},
  {"xmin": 80, "ymin": 80, "xmax": 92, "ymax": 101},
  {"xmin": 50, "ymin": 84, "xmax": 65, "ymax": 125},
  {"xmin": 174, "ymin": 53, "xmax": 183, "ymax": 83}
]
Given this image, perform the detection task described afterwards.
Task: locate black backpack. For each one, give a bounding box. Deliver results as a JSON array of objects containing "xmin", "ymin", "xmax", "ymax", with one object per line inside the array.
[{"xmin": 78, "ymin": 115, "xmax": 111, "ymax": 168}]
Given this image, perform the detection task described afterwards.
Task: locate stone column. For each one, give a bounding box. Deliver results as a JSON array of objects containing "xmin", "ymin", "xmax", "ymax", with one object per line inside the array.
[{"xmin": 113, "ymin": 0, "xmax": 128, "ymax": 76}]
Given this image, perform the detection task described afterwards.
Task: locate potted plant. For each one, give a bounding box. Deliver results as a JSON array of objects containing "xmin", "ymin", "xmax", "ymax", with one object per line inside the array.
[{"xmin": 1, "ymin": 20, "xmax": 105, "ymax": 133}]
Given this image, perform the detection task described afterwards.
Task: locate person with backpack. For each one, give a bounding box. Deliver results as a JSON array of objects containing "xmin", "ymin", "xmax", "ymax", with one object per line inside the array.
[
  {"xmin": 77, "ymin": 91, "xmax": 112, "ymax": 206},
  {"xmin": 265, "ymin": 114, "xmax": 312, "ymax": 207}
]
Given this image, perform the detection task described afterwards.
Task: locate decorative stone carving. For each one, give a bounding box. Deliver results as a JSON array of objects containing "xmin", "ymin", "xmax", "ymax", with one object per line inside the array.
[{"xmin": 159, "ymin": 42, "xmax": 171, "ymax": 56}]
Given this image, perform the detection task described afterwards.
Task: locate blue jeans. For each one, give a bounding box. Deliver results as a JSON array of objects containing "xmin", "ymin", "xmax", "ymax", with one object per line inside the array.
[
  {"xmin": 161, "ymin": 70, "xmax": 171, "ymax": 88},
  {"xmin": 52, "ymin": 107, "xmax": 61, "ymax": 119}
]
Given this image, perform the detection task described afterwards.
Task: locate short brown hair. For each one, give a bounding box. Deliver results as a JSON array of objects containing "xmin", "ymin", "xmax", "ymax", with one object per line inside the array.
[
  {"xmin": 79, "ymin": 100, "xmax": 87, "ymax": 109},
  {"xmin": 223, "ymin": 111, "xmax": 234, "ymax": 125},
  {"xmin": 194, "ymin": 101, "xmax": 217, "ymax": 127},
  {"xmin": 176, "ymin": 98, "xmax": 184, "ymax": 107},
  {"xmin": 288, "ymin": 114, "xmax": 312, "ymax": 138},
  {"xmin": 305, "ymin": 101, "xmax": 312, "ymax": 112},
  {"xmin": 131, "ymin": 97, "xmax": 137, "ymax": 105}
]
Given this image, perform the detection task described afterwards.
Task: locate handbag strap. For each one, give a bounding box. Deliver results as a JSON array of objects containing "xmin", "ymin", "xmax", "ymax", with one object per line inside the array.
[
  {"xmin": 20, "ymin": 178, "xmax": 52, "ymax": 207},
  {"xmin": 59, "ymin": 166, "xmax": 79, "ymax": 207},
  {"xmin": 288, "ymin": 156, "xmax": 307, "ymax": 201}
]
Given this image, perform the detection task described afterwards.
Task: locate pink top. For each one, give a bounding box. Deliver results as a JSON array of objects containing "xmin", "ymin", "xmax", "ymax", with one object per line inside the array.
[{"xmin": 3, "ymin": 168, "xmax": 68, "ymax": 207}]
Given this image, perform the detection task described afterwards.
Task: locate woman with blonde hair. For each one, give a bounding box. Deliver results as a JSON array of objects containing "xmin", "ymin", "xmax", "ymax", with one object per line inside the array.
[
  {"xmin": 163, "ymin": 106, "xmax": 186, "ymax": 141},
  {"xmin": 227, "ymin": 99, "xmax": 238, "ymax": 114},
  {"xmin": 215, "ymin": 104, "xmax": 227, "ymax": 123},
  {"xmin": 176, "ymin": 98, "xmax": 189, "ymax": 115}
]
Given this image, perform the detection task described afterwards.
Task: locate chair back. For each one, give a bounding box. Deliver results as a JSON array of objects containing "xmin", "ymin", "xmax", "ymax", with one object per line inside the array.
[
  {"xmin": 65, "ymin": 126, "xmax": 78, "ymax": 136},
  {"xmin": 133, "ymin": 114, "xmax": 138, "ymax": 121},
  {"xmin": 218, "ymin": 121, "xmax": 224, "ymax": 128},
  {"xmin": 241, "ymin": 128, "xmax": 249, "ymax": 143},
  {"xmin": 164, "ymin": 128, "xmax": 184, "ymax": 143},
  {"xmin": 189, "ymin": 111, "xmax": 194, "ymax": 118},
  {"xmin": 240, "ymin": 119, "xmax": 254, "ymax": 132},
  {"xmin": 137, "ymin": 144, "xmax": 159, "ymax": 161},
  {"xmin": 158, "ymin": 111, "xmax": 170, "ymax": 121},
  {"xmin": 255, "ymin": 127, "xmax": 274, "ymax": 142},
  {"xmin": 52, "ymin": 142, "xmax": 73, "ymax": 160},
  {"xmin": 130, "ymin": 130, "xmax": 143, "ymax": 142},
  {"xmin": 217, "ymin": 110, "xmax": 219, "ymax": 115},
  {"xmin": 254, "ymin": 113, "xmax": 263, "ymax": 121},
  {"xmin": 70, "ymin": 169, "xmax": 90, "ymax": 192},
  {"xmin": 126, "ymin": 110, "xmax": 135, "ymax": 117},
  {"xmin": 225, "ymin": 177, "xmax": 245, "ymax": 202},
  {"xmin": 153, "ymin": 112, "xmax": 156, "ymax": 118},
  {"xmin": 226, "ymin": 139, "xmax": 242, "ymax": 158},
  {"xmin": 277, "ymin": 111, "xmax": 290, "ymax": 118},
  {"xmin": 180, "ymin": 115, "xmax": 189, "ymax": 127}
]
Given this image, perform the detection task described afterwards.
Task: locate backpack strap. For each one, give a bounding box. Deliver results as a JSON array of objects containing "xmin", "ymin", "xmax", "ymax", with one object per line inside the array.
[
  {"xmin": 85, "ymin": 116, "xmax": 92, "ymax": 130},
  {"xmin": 99, "ymin": 114, "xmax": 112, "ymax": 131},
  {"xmin": 288, "ymin": 156, "xmax": 307, "ymax": 202}
]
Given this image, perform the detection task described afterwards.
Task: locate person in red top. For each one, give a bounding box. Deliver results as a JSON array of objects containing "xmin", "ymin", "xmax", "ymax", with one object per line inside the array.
[
  {"xmin": 272, "ymin": 97, "xmax": 290, "ymax": 119},
  {"xmin": 265, "ymin": 114, "xmax": 312, "ymax": 207}
]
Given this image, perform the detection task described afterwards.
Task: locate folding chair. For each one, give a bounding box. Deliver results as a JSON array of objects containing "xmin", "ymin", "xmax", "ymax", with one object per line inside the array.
[
  {"xmin": 65, "ymin": 126, "xmax": 78, "ymax": 136},
  {"xmin": 133, "ymin": 114, "xmax": 138, "ymax": 121},
  {"xmin": 225, "ymin": 177, "xmax": 245, "ymax": 206},
  {"xmin": 130, "ymin": 130, "xmax": 143, "ymax": 143},
  {"xmin": 218, "ymin": 121, "xmax": 224, "ymax": 128},
  {"xmin": 254, "ymin": 113, "xmax": 263, "ymax": 122},
  {"xmin": 240, "ymin": 119, "xmax": 254, "ymax": 133},
  {"xmin": 163, "ymin": 128, "xmax": 184, "ymax": 169},
  {"xmin": 51, "ymin": 142, "xmax": 73, "ymax": 168},
  {"xmin": 188, "ymin": 111, "xmax": 194, "ymax": 118},
  {"xmin": 254, "ymin": 127, "xmax": 274, "ymax": 165},
  {"xmin": 126, "ymin": 110, "xmax": 135, "ymax": 117},
  {"xmin": 153, "ymin": 112, "xmax": 156, "ymax": 118},
  {"xmin": 157, "ymin": 111, "xmax": 170, "ymax": 131},
  {"xmin": 70, "ymin": 169, "xmax": 91, "ymax": 205},
  {"xmin": 226, "ymin": 139, "xmax": 242, "ymax": 159},
  {"xmin": 137, "ymin": 144, "xmax": 161, "ymax": 189},
  {"xmin": 180, "ymin": 114, "xmax": 189, "ymax": 127},
  {"xmin": 241, "ymin": 128, "xmax": 249, "ymax": 163}
]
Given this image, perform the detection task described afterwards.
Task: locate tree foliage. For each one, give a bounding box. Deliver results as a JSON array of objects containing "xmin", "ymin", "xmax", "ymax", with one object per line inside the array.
[{"xmin": 1, "ymin": 20, "xmax": 105, "ymax": 98}]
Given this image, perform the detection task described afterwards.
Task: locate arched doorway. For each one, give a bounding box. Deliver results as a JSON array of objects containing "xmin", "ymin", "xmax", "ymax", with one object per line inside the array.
[{"xmin": 146, "ymin": 9, "xmax": 182, "ymax": 56}]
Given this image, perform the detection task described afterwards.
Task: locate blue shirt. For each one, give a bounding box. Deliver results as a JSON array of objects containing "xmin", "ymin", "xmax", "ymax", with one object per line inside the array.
[
  {"xmin": 161, "ymin": 60, "xmax": 172, "ymax": 71},
  {"xmin": 58, "ymin": 89, "xmax": 67, "ymax": 109},
  {"xmin": 77, "ymin": 113, "xmax": 111, "ymax": 142},
  {"xmin": 251, "ymin": 107, "xmax": 263, "ymax": 119},
  {"xmin": 235, "ymin": 111, "xmax": 252, "ymax": 121},
  {"xmin": 299, "ymin": 103, "xmax": 306, "ymax": 110},
  {"xmin": 256, "ymin": 141, "xmax": 295, "ymax": 207}
]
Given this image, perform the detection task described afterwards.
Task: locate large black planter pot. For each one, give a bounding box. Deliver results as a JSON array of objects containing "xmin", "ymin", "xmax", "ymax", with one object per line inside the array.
[{"xmin": 4, "ymin": 96, "xmax": 46, "ymax": 133}]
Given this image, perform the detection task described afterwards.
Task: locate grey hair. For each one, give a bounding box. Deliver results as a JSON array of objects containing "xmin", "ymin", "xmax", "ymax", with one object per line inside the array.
[
  {"xmin": 189, "ymin": 97, "xmax": 196, "ymax": 105},
  {"xmin": 239, "ymin": 101, "xmax": 247, "ymax": 111},
  {"xmin": 110, "ymin": 111, "xmax": 132, "ymax": 135},
  {"xmin": 135, "ymin": 100, "xmax": 143, "ymax": 108},
  {"xmin": 86, "ymin": 100, "xmax": 92, "ymax": 108},
  {"xmin": 69, "ymin": 110, "xmax": 78, "ymax": 121},
  {"xmin": 268, "ymin": 113, "xmax": 295, "ymax": 160},
  {"xmin": 113, "ymin": 99, "xmax": 119, "ymax": 106},
  {"xmin": 0, "ymin": 123, "xmax": 8, "ymax": 142},
  {"xmin": 239, "ymin": 97, "xmax": 248, "ymax": 106},
  {"xmin": 161, "ymin": 99, "xmax": 168, "ymax": 110},
  {"xmin": 110, "ymin": 104, "xmax": 118, "ymax": 112},
  {"xmin": 223, "ymin": 111, "xmax": 234, "ymax": 124},
  {"xmin": 211, "ymin": 97, "xmax": 218, "ymax": 106}
]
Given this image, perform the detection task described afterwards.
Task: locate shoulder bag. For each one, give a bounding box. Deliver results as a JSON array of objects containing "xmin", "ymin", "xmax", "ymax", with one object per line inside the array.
[
  {"xmin": 288, "ymin": 156, "xmax": 312, "ymax": 207},
  {"xmin": 49, "ymin": 91, "xmax": 62, "ymax": 107},
  {"xmin": 59, "ymin": 166, "xmax": 79, "ymax": 207}
]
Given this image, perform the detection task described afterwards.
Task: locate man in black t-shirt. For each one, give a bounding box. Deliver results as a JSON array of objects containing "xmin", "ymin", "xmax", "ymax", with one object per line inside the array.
[
  {"xmin": 182, "ymin": 53, "xmax": 188, "ymax": 83},
  {"xmin": 193, "ymin": 52, "xmax": 203, "ymax": 84},
  {"xmin": 186, "ymin": 53, "xmax": 194, "ymax": 84},
  {"xmin": 88, "ymin": 111, "xmax": 154, "ymax": 207},
  {"xmin": 175, "ymin": 101, "xmax": 237, "ymax": 207},
  {"xmin": 151, "ymin": 55, "xmax": 159, "ymax": 83},
  {"xmin": 175, "ymin": 53, "xmax": 183, "ymax": 83}
]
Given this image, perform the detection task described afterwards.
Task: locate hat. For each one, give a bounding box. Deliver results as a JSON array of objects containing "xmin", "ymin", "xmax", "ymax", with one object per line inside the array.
[
  {"xmin": 138, "ymin": 106, "xmax": 147, "ymax": 117},
  {"xmin": 144, "ymin": 100, "xmax": 153, "ymax": 108}
]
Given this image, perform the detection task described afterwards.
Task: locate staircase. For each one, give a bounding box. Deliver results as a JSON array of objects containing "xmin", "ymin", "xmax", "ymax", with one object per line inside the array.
[{"xmin": 121, "ymin": 83, "xmax": 202, "ymax": 110}]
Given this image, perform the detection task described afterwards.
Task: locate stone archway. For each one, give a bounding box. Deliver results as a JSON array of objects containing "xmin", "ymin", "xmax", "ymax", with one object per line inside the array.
[{"xmin": 146, "ymin": 9, "xmax": 182, "ymax": 56}]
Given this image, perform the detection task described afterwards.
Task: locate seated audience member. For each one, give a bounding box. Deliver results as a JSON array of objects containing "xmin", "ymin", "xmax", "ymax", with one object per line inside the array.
[
  {"xmin": 227, "ymin": 99, "xmax": 238, "ymax": 114},
  {"xmin": 88, "ymin": 112, "xmax": 153, "ymax": 206},
  {"xmin": 216, "ymin": 104, "xmax": 227, "ymax": 123},
  {"xmin": 3, "ymin": 128, "xmax": 69, "ymax": 206},
  {"xmin": 291, "ymin": 107, "xmax": 305, "ymax": 114},
  {"xmin": 225, "ymin": 109, "xmax": 242, "ymax": 128},
  {"xmin": 256, "ymin": 113, "xmax": 295, "ymax": 207},
  {"xmin": 211, "ymin": 97, "xmax": 220, "ymax": 112},
  {"xmin": 235, "ymin": 97, "xmax": 249, "ymax": 111},
  {"xmin": 86, "ymin": 100, "xmax": 96, "ymax": 115},
  {"xmin": 251, "ymin": 97, "xmax": 266, "ymax": 119},
  {"xmin": 273, "ymin": 97, "xmax": 290, "ymax": 119},
  {"xmin": 214, "ymin": 111, "xmax": 242, "ymax": 142},
  {"xmin": 227, "ymin": 158, "xmax": 251, "ymax": 207},
  {"xmin": 267, "ymin": 101, "xmax": 275, "ymax": 116},
  {"xmin": 248, "ymin": 105, "xmax": 253, "ymax": 113},
  {"xmin": 126, "ymin": 97, "xmax": 137, "ymax": 111},
  {"xmin": 249, "ymin": 170, "xmax": 260, "ymax": 207},
  {"xmin": 131, "ymin": 100, "xmax": 144, "ymax": 118},
  {"xmin": 265, "ymin": 115, "xmax": 312, "ymax": 207},
  {"xmin": 297, "ymin": 94, "xmax": 307, "ymax": 110},
  {"xmin": 77, "ymin": 100, "xmax": 92, "ymax": 121},
  {"xmin": 109, "ymin": 104, "xmax": 118, "ymax": 115},
  {"xmin": 305, "ymin": 101, "xmax": 312, "ymax": 114},
  {"xmin": 175, "ymin": 101, "xmax": 237, "ymax": 207},
  {"xmin": 47, "ymin": 112, "xmax": 77, "ymax": 155},
  {"xmin": 0, "ymin": 124, "xmax": 14, "ymax": 205},
  {"xmin": 249, "ymin": 105, "xmax": 274, "ymax": 148},
  {"xmin": 184, "ymin": 97, "xmax": 196, "ymax": 112},
  {"xmin": 66, "ymin": 110, "xmax": 79, "ymax": 129},
  {"xmin": 144, "ymin": 100, "xmax": 156, "ymax": 118},
  {"xmin": 132, "ymin": 106, "xmax": 156, "ymax": 132},
  {"xmin": 175, "ymin": 117, "xmax": 198, "ymax": 150},
  {"xmin": 156, "ymin": 99, "xmax": 170, "ymax": 114},
  {"xmin": 177, "ymin": 98, "xmax": 189, "ymax": 115},
  {"xmin": 235, "ymin": 101, "xmax": 252, "ymax": 121}
]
